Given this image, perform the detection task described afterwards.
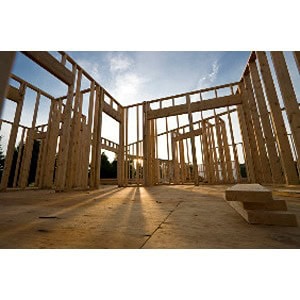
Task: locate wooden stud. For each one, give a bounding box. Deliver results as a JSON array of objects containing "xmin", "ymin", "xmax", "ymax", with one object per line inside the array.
[
  {"xmin": 210, "ymin": 121, "xmax": 220, "ymax": 183},
  {"xmin": 66, "ymin": 69, "xmax": 83, "ymax": 189},
  {"xmin": 81, "ymin": 81, "xmax": 95, "ymax": 189},
  {"xmin": 55, "ymin": 64, "xmax": 76, "ymax": 191},
  {"xmin": 256, "ymin": 51, "xmax": 298, "ymax": 184},
  {"xmin": 178, "ymin": 137, "xmax": 186, "ymax": 183},
  {"xmin": 125, "ymin": 107, "xmax": 129, "ymax": 186},
  {"xmin": 271, "ymin": 51, "xmax": 300, "ymax": 175},
  {"xmin": 248, "ymin": 60, "xmax": 283, "ymax": 184},
  {"xmin": 165, "ymin": 117, "xmax": 171, "ymax": 183},
  {"xmin": 0, "ymin": 83, "xmax": 25, "ymax": 190},
  {"xmin": 186, "ymin": 95, "xmax": 199, "ymax": 185},
  {"xmin": 19, "ymin": 92, "xmax": 41, "ymax": 188},
  {"xmin": 96, "ymin": 88, "xmax": 104, "ymax": 188},
  {"xmin": 12, "ymin": 127, "xmax": 26, "ymax": 187},
  {"xmin": 240, "ymin": 82, "xmax": 264, "ymax": 183},
  {"xmin": 38, "ymin": 102, "xmax": 54, "ymax": 188},
  {"xmin": 237, "ymin": 104, "xmax": 255, "ymax": 183},
  {"xmin": 206, "ymin": 123, "xmax": 216, "ymax": 183},
  {"xmin": 143, "ymin": 102, "xmax": 154, "ymax": 186},
  {"xmin": 136, "ymin": 105, "xmax": 140, "ymax": 186},
  {"xmin": 220, "ymin": 118, "xmax": 234, "ymax": 183},
  {"xmin": 35, "ymin": 136, "xmax": 45, "ymax": 187},
  {"xmin": 244, "ymin": 73, "xmax": 273, "ymax": 183},
  {"xmin": 227, "ymin": 107, "xmax": 241, "ymax": 182},
  {"xmin": 0, "ymin": 52, "xmax": 16, "ymax": 114},
  {"xmin": 214, "ymin": 111, "xmax": 227, "ymax": 183},
  {"xmin": 117, "ymin": 107, "xmax": 125, "ymax": 187}
]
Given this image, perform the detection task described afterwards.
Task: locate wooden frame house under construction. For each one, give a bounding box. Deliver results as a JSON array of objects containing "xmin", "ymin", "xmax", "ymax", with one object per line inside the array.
[{"xmin": 0, "ymin": 51, "xmax": 300, "ymax": 192}]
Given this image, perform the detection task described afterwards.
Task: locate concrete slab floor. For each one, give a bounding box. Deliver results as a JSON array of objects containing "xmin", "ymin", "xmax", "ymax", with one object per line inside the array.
[{"xmin": 0, "ymin": 185, "xmax": 300, "ymax": 249}]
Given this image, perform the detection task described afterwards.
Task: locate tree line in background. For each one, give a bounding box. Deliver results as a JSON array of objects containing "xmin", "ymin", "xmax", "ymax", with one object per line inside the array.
[{"xmin": 0, "ymin": 136, "xmax": 118, "ymax": 187}]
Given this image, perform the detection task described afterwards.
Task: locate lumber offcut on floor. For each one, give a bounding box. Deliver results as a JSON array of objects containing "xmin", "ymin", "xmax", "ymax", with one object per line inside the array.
[{"xmin": 0, "ymin": 185, "xmax": 300, "ymax": 249}]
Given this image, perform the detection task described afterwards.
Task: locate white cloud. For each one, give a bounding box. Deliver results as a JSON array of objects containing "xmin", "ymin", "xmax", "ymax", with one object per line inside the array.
[
  {"xmin": 108, "ymin": 53, "xmax": 133, "ymax": 73},
  {"xmin": 76, "ymin": 59, "xmax": 102, "ymax": 82},
  {"xmin": 197, "ymin": 61, "xmax": 220, "ymax": 88},
  {"xmin": 105, "ymin": 53, "xmax": 149, "ymax": 104}
]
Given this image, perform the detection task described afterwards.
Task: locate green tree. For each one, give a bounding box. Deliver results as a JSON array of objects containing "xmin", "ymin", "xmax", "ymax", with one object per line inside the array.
[
  {"xmin": 100, "ymin": 152, "xmax": 118, "ymax": 179},
  {"xmin": 101, "ymin": 152, "xmax": 112, "ymax": 178},
  {"xmin": 28, "ymin": 139, "xmax": 40, "ymax": 185}
]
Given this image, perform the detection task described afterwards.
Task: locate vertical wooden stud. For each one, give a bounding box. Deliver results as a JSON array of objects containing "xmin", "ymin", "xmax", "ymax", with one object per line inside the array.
[{"xmin": 256, "ymin": 51, "xmax": 298, "ymax": 184}]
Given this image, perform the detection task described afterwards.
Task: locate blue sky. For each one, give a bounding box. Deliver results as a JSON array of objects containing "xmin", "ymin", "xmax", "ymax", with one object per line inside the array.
[{"xmin": 66, "ymin": 51, "xmax": 251, "ymax": 105}]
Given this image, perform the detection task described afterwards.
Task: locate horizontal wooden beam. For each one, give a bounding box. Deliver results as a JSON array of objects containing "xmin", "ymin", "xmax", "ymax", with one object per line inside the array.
[
  {"xmin": 22, "ymin": 51, "xmax": 74, "ymax": 86},
  {"xmin": 56, "ymin": 87, "xmax": 91, "ymax": 101},
  {"xmin": 0, "ymin": 118, "xmax": 29, "ymax": 129},
  {"xmin": 147, "ymin": 94, "xmax": 242, "ymax": 119},
  {"xmin": 102, "ymin": 101, "xmax": 121, "ymax": 122},
  {"xmin": 6, "ymin": 85, "xmax": 22, "ymax": 103},
  {"xmin": 101, "ymin": 143, "xmax": 119, "ymax": 154},
  {"xmin": 10, "ymin": 74, "xmax": 54, "ymax": 100},
  {"xmin": 174, "ymin": 128, "xmax": 203, "ymax": 141},
  {"xmin": 145, "ymin": 81, "xmax": 240, "ymax": 104}
]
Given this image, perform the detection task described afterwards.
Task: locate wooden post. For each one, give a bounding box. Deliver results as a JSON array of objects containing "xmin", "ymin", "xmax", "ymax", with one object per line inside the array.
[
  {"xmin": 55, "ymin": 65, "xmax": 76, "ymax": 191},
  {"xmin": 271, "ymin": 51, "xmax": 300, "ymax": 175},
  {"xmin": 248, "ymin": 60, "xmax": 284, "ymax": 184},
  {"xmin": 66, "ymin": 69, "xmax": 82, "ymax": 189},
  {"xmin": 96, "ymin": 89, "xmax": 104, "ymax": 188},
  {"xmin": 178, "ymin": 137, "xmax": 186, "ymax": 183},
  {"xmin": 209, "ymin": 122, "xmax": 220, "ymax": 183},
  {"xmin": 219, "ymin": 118, "xmax": 234, "ymax": 183},
  {"xmin": 171, "ymin": 132, "xmax": 180, "ymax": 184},
  {"xmin": 184, "ymin": 128, "xmax": 191, "ymax": 181},
  {"xmin": 90, "ymin": 86, "xmax": 100, "ymax": 188},
  {"xmin": 13, "ymin": 127, "xmax": 26, "ymax": 187},
  {"xmin": 227, "ymin": 107, "xmax": 241, "ymax": 182},
  {"xmin": 136, "ymin": 105, "xmax": 140, "ymax": 186},
  {"xmin": 237, "ymin": 104, "xmax": 255, "ymax": 183},
  {"xmin": 240, "ymin": 81, "xmax": 264, "ymax": 183},
  {"xmin": 35, "ymin": 135, "xmax": 45, "ymax": 187},
  {"xmin": 201, "ymin": 117, "xmax": 212, "ymax": 183},
  {"xmin": 244, "ymin": 73, "xmax": 272, "ymax": 183},
  {"xmin": 150, "ymin": 118, "xmax": 156, "ymax": 185},
  {"xmin": 38, "ymin": 102, "xmax": 54, "ymax": 188},
  {"xmin": 82, "ymin": 81, "xmax": 95, "ymax": 189},
  {"xmin": 90, "ymin": 86, "xmax": 104, "ymax": 188},
  {"xmin": 0, "ymin": 83, "xmax": 25, "ymax": 191},
  {"xmin": 214, "ymin": 110, "xmax": 227, "ymax": 182},
  {"xmin": 117, "ymin": 107, "xmax": 125, "ymax": 187},
  {"xmin": 256, "ymin": 51, "xmax": 299, "ymax": 184},
  {"xmin": 186, "ymin": 95, "xmax": 199, "ymax": 185},
  {"xmin": 125, "ymin": 107, "xmax": 129, "ymax": 186},
  {"xmin": 143, "ymin": 102, "xmax": 148, "ymax": 185},
  {"xmin": 205, "ymin": 125, "xmax": 212, "ymax": 183},
  {"xmin": 165, "ymin": 117, "xmax": 171, "ymax": 183},
  {"xmin": 0, "ymin": 52, "xmax": 16, "ymax": 114},
  {"xmin": 154, "ymin": 120, "xmax": 160, "ymax": 184},
  {"xmin": 19, "ymin": 92, "xmax": 41, "ymax": 188}
]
